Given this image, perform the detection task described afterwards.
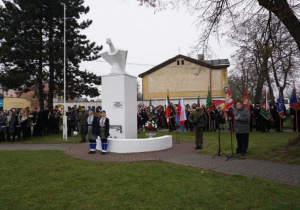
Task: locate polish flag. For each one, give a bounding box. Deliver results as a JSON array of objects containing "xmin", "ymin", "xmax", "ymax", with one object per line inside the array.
[
  {"xmin": 175, "ymin": 98, "xmax": 186, "ymax": 132},
  {"xmin": 165, "ymin": 94, "xmax": 170, "ymax": 125}
]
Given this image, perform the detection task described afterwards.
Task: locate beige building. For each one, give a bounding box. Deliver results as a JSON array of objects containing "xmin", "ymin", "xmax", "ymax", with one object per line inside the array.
[{"xmin": 139, "ymin": 54, "xmax": 230, "ymax": 102}]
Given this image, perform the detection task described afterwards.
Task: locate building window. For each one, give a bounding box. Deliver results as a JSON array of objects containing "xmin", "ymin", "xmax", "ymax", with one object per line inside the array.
[
  {"xmin": 177, "ymin": 60, "xmax": 180, "ymax": 65},
  {"xmin": 181, "ymin": 60, "xmax": 184, "ymax": 65}
]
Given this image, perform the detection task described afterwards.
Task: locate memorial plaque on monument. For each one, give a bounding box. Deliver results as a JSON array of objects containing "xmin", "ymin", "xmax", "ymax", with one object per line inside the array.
[{"xmin": 113, "ymin": 101, "xmax": 123, "ymax": 109}]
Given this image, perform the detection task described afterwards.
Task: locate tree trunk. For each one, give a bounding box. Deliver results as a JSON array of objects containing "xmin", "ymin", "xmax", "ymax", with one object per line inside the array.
[
  {"xmin": 258, "ymin": 0, "xmax": 300, "ymax": 51},
  {"xmin": 254, "ymin": 74, "xmax": 264, "ymax": 103},
  {"xmin": 38, "ymin": 26, "xmax": 44, "ymax": 111},
  {"xmin": 48, "ymin": 6, "xmax": 54, "ymax": 112}
]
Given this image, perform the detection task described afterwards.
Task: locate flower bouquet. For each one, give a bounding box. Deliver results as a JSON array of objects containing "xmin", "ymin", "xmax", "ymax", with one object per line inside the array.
[{"xmin": 141, "ymin": 120, "xmax": 158, "ymax": 138}]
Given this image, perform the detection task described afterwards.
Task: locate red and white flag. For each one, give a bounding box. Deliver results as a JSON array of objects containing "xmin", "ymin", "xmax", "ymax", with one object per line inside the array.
[
  {"xmin": 165, "ymin": 94, "xmax": 170, "ymax": 125},
  {"xmin": 178, "ymin": 98, "xmax": 186, "ymax": 126},
  {"xmin": 225, "ymin": 89, "xmax": 234, "ymax": 111},
  {"xmin": 243, "ymin": 89, "xmax": 251, "ymax": 111}
]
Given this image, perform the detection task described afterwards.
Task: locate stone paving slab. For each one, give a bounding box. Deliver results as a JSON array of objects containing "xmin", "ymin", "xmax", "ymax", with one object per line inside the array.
[
  {"xmin": 163, "ymin": 153, "xmax": 300, "ymax": 187},
  {"xmin": 65, "ymin": 141, "xmax": 197, "ymax": 162}
]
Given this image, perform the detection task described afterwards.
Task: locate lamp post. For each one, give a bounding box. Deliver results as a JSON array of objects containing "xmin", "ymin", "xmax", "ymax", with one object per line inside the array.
[{"xmin": 63, "ymin": 3, "xmax": 68, "ymax": 141}]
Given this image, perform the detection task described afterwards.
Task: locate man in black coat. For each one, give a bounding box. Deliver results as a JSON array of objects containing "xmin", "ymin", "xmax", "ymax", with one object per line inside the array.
[
  {"xmin": 290, "ymin": 103, "xmax": 300, "ymax": 131},
  {"xmin": 42, "ymin": 106, "xmax": 50, "ymax": 135},
  {"xmin": 31, "ymin": 107, "xmax": 38, "ymax": 137},
  {"xmin": 253, "ymin": 102, "xmax": 261, "ymax": 131},
  {"xmin": 67, "ymin": 108, "xmax": 76, "ymax": 137}
]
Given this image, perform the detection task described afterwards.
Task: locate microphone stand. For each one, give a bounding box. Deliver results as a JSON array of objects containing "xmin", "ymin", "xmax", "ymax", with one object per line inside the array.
[{"xmin": 212, "ymin": 117, "xmax": 228, "ymax": 159}]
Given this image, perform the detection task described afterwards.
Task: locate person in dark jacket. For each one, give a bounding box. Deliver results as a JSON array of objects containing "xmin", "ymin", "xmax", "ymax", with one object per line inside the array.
[
  {"xmin": 9, "ymin": 109, "xmax": 18, "ymax": 141},
  {"xmin": 99, "ymin": 110, "xmax": 110, "ymax": 155},
  {"xmin": 77, "ymin": 106, "xmax": 87, "ymax": 143},
  {"xmin": 50, "ymin": 109, "xmax": 60, "ymax": 134},
  {"xmin": 35, "ymin": 108, "xmax": 43, "ymax": 137},
  {"xmin": 233, "ymin": 101, "xmax": 250, "ymax": 156},
  {"xmin": 290, "ymin": 104, "xmax": 300, "ymax": 131},
  {"xmin": 85, "ymin": 108, "xmax": 100, "ymax": 154},
  {"xmin": 253, "ymin": 102, "xmax": 261, "ymax": 131},
  {"xmin": 0, "ymin": 111, "xmax": 6, "ymax": 142},
  {"xmin": 67, "ymin": 108, "xmax": 76, "ymax": 137},
  {"xmin": 42, "ymin": 106, "xmax": 50, "ymax": 135},
  {"xmin": 31, "ymin": 108, "xmax": 38, "ymax": 137}
]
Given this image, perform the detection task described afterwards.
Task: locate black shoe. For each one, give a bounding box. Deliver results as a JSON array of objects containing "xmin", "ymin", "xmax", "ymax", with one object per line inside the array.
[
  {"xmin": 101, "ymin": 152, "xmax": 107, "ymax": 155},
  {"xmin": 88, "ymin": 151, "xmax": 95, "ymax": 154},
  {"xmin": 79, "ymin": 140, "xmax": 85, "ymax": 143},
  {"xmin": 242, "ymin": 152, "xmax": 245, "ymax": 156}
]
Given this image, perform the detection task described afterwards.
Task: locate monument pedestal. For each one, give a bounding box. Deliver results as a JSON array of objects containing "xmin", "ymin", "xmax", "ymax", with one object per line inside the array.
[{"xmin": 102, "ymin": 74, "xmax": 137, "ymax": 139}]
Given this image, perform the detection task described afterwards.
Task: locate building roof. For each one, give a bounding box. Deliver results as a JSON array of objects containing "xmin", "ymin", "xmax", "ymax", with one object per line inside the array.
[
  {"xmin": 138, "ymin": 54, "xmax": 230, "ymax": 78},
  {"xmin": 205, "ymin": 59, "xmax": 230, "ymax": 66},
  {"xmin": 69, "ymin": 98, "xmax": 89, "ymax": 102}
]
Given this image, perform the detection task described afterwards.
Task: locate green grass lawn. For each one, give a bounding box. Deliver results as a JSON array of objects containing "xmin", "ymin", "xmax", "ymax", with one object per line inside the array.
[
  {"xmin": 147, "ymin": 131, "xmax": 300, "ymax": 164},
  {"xmin": 0, "ymin": 151, "xmax": 299, "ymax": 209}
]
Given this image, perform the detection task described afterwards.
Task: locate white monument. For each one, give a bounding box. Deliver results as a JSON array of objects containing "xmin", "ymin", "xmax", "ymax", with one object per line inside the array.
[
  {"xmin": 101, "ymin": 38, "xmax": 128, "ymax": 75},
  {"xmin": 100, "ymin": 38, "xmax": 137, "ymax": 139},
  {"xmin": 100, "ymin": 38, "xmax": 172, "ymax": 153}
]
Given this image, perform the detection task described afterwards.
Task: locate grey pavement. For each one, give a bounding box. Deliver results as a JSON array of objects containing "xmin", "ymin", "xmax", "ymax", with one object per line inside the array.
[
  {"xmin": 163, "ymin": 153, "xmax": 300, "ymax": 187},
  {"xmin": 0, "ymin": 142, "xmax": 299, "ymax": 187}
]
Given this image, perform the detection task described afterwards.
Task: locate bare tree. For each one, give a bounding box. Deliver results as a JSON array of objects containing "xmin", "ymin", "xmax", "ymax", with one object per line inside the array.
[
  {"xmin": 228, "ymin": 13, "xmax": 300, "ymax": 103},
  {"xmin": 138, "ymin": 0, "xmax": 300, "ymax": 52}
]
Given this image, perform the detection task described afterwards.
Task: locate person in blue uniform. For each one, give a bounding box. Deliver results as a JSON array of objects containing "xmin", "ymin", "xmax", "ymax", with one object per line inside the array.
[
  {"xmin": 99, "ymin": 110, "xmax": 110, "ymax": 155},
  {"xmin": 85, "ymin": 108, "xmax": 100, "ymax": 154}
]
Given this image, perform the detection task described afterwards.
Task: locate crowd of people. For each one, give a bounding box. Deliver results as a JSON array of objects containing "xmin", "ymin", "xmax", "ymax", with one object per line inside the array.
[
  {"xmin": 1, "ymin": 100, "xmax": 299, "ymax": 156},
  {"xmin": 137, "ymin": 101, "xmax": 300, "ymax": 133},
  {"xmin": 0, "ymin": 105, "xmax": 111, "ymax": 155}
]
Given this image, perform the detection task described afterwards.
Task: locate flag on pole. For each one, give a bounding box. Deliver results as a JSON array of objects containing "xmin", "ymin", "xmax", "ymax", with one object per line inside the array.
[
  {"xmin": 148, "ymin": 98, "xmax": 154, "ymax": 121},
  {"xmin": 243, "ymin": 89, "xmax": 251, "ymax": 111},
  {"xmin": 197, "ymin": 96, "xmax": 200, "ymax": 105},
  {"xmin": 165, "ymin": 94, "xmax": 170, "ymax": 125},
  {"xmin": 260, "ymin": 90, "xmax": 271, "ymax": 120},
  {"xmin": 289, "ymin": 85, "xmax": 300, "ymax": 111},
  {"xmin": 175, "ymin": 98, "xmax": 186, "ymax": 132},
  {"xmin": 225, "ymin": 88, "xmax": 234, "ymax": 111},
  {"xmin": 277, "ymin": 94, "xmax": 285, "ymax": 119},
  {"xmin": 206, "ymin": 89, "xmax": 213, "ymax": 113}
]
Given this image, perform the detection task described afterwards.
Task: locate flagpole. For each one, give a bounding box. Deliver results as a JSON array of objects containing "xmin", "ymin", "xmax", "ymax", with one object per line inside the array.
[
  {"xmin": 296, "ymin": 111, "xmax": 298, "ymax": 132},
  {"xmin": 62, "ymin": 3, "xmax": 68, "ymax": 141},
  {"xmin": 167, "ymin": 89, "xmax": 170, "ymax": 132},
  {"xmin": 280, "ymin": 116, "xmax": 282, "ymax": 132},
  {"xmin": 208, "ymin": 86, "xmax": 211, "ymax": 132}
]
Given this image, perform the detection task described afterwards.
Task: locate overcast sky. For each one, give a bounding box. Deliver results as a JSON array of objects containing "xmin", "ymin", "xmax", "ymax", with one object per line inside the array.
[{"xmin": 80, "ymin": 0, "xmax": 237, "ymax": 81}]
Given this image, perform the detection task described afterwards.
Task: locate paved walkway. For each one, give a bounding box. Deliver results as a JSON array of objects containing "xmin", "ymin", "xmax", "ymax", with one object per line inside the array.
[{"xmin": 0, "ymin": 142, "xmax": 299, "ymax": 187}]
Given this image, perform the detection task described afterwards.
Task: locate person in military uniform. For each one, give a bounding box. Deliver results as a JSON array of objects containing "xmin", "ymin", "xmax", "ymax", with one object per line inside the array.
[
  {"xmin": 77, "ymin": 106, "xmax": 87, "ymax": 143},
  {"xmin": 50, "ymin": 109, "xmax": 60, "ymax": 134},
  {"xmin": 254, "ymin": 102, "xmax": 261, "ymax": 131},
  {"xmin": 188, "ymin": 104, "xmax": 207, "ymax": 149}
]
